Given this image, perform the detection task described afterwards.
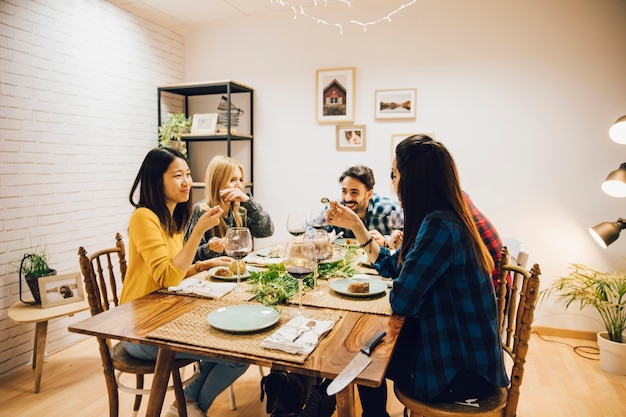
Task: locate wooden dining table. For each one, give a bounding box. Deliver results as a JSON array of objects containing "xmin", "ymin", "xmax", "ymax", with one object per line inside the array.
[{"xmin": 68, "ymin": 289, "xmax": 404, "ymax": 417}]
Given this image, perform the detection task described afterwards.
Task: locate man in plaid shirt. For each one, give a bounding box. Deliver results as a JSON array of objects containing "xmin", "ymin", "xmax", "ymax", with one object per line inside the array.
[{"xmin": 313, "ymin": 165, "xmax": 404, "ymax": 246}]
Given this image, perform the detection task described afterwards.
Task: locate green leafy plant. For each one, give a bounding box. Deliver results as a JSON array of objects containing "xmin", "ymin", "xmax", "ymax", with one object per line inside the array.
[
  {"xmin": 21, "ymin": 249, "xmax": 54, "ymax": 278},
  {"xmin": 540, "ymin": 264, "xmax": 626, "ymax": 343},
  {"xmin": 247, "ymin": 247, "xmax": 359, "ymax": 306},
  {"xmin": 158, "ymin": 113, "xmax": 191, "ymax": 156}
]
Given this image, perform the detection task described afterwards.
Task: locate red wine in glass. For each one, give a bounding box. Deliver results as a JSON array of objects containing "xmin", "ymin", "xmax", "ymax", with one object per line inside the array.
[{"xmin": 286, "ymin": 266, "xmax": 314, "ymax": 279}]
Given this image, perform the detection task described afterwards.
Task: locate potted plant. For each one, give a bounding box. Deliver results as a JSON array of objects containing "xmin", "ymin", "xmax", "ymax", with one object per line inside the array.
[
  {"xmin": 158, "ymin": 112, "xmax": 191, "ymax": 156},
  {"xmin": 19, "ymin": 248, "xmax": 56, "ymax": 305},
  {"xmin": 540, "ymin": 263, "xmax": 626, "ymax": 375}
]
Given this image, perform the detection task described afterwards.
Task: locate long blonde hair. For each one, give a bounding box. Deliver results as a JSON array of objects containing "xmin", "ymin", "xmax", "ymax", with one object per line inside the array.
[{"xmin": 204, "ymin": 155, "xmax": 245, "ymax": 236}]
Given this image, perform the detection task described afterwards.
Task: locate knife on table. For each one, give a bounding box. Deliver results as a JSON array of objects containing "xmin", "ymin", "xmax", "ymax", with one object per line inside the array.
[{"xmin": 326, "ymin": 330, "xmax": 386, "ymax": 396}]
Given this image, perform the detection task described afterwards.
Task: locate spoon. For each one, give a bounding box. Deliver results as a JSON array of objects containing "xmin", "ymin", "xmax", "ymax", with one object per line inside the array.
[
  {"xmin": 292, "ymin": 320, "xmax": 316, "ymax": 342},
  {"xmin": 320, "ymin": 197, "xmax": 329, "ymax": 204}
]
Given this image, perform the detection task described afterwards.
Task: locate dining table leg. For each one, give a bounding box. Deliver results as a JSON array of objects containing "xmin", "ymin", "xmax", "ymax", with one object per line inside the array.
[
  {"xmin": 145, "ymin": 347, "xmax": 176, "ymax": 417},
  {"xmin": 335, "ymin": 382, "xmax": 357, "ymax": 417}
]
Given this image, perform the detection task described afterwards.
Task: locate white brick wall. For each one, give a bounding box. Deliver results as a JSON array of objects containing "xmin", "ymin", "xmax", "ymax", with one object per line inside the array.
[{"xmin": 0, "ymin": 0, "xmax": 185, "ymax": 378}]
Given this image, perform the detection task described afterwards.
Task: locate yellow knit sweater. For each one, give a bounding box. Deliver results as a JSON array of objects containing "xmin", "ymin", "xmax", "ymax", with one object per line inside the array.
[{"xmin": 120, "ymin": 207, "xmax": 186, "ymax": 304}]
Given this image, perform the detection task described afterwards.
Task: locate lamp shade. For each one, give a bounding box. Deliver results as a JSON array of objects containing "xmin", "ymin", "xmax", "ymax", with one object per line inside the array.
[
  {"xmin": 601, "ymin": 162, "xmax": 626, "ymax": 197},
  {"xmin": 589, "ymin": 218, "xmax": 626, "ymax": 248},
  {"xmin": 609, "ymin": 115, "xmax": 626, "ymax": 144}
]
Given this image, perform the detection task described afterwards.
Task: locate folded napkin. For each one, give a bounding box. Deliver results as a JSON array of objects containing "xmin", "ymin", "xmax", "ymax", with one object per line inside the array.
[
  {"xmin": 244, "ymin": 252, "xmax": 283, "ymax": 266},
  {"xmin": 168, "ymin": 278, "xmax": 236, "ymax": 298},
  {"xmin": 260, "ymin": 315, "xmax": 334, "ymax": 355}
]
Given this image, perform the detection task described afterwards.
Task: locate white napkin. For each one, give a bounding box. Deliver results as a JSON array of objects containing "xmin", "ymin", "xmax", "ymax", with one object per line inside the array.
[
  {"xmin": 260, "ymin": 315, "xmax": 334, "ymax": 355},
  {"xmin": 243, "ymin": 252, "xmax": 283, "ymax": 266},
  {"xmin": 168, "ymin": 278, "xmax": 236, "ymax": 298}
]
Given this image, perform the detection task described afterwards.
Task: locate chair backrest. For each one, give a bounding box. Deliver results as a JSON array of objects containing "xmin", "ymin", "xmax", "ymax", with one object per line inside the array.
[
  {"xmin": 501, "ymin": 236, "xmax": 529, "ymax": 268},
  {"xmin": 495, "ymin": 246, "xmax": 541, "ymax": 417},
  {"xmin": 78, "ymin": 233, "xmax": 127, "ymax": 317}
]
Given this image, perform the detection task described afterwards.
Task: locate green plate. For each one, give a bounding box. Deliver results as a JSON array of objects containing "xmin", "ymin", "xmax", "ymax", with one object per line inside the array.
[
  {"xmin": 207, "ymin": 304, "xmax": 280, "ymax": 333},
  {"xmin": 333, "ymin": 238, "xmax": 360, "ymax": 248},
  {"xmin": 330, "ymin": 277, "xmax": 387, "ymax": 297}
]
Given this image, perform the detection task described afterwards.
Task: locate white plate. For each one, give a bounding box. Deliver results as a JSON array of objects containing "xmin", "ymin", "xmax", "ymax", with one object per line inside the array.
[
  {"xmin": 333, "ymin": 238, "xmax": 360, "ymax": 248},
  {"xmin": 358, "ymin": 254, "xmax": 375, "ymax": 268},
  {"xmin": 208, "ymin": 265, "xmax": 258, "ymax": 281},
  {"xmin": 207, "ymin": 304, "xmax": 280, "ymax": 333},
  {"xmin": 318, "ymin": 249, "xmax": 344, "ymax": 264},
  {"xmin": 330, "ymin": 277, "xmax": 388, "ymax": 297}
]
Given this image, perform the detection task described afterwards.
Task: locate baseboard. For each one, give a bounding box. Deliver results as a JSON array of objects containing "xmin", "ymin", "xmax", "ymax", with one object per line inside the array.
[{"xmin": 532, "ymin": 326, "xmax": 597, "ymax": 342}]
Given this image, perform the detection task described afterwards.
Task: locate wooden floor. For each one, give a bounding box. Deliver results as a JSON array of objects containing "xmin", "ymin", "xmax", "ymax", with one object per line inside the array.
[{"xmin": 0, "ymin": 332, "xmax": 624, "ymax": 417}]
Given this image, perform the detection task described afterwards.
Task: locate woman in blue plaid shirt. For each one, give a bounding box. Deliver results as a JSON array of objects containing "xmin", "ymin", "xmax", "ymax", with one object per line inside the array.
[{"xmin": 325, "ymin": 135, "xmax": 509, "ymax": 417}]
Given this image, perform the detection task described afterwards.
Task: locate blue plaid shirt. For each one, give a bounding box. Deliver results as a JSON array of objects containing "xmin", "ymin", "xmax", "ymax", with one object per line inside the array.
[
  {"xmin": 375, "ymin": 209, "xmax": 509, "ymax": 399},
  {"xmin": 316, "ymin": 193, "xmax": 403, "ymax": 237}
]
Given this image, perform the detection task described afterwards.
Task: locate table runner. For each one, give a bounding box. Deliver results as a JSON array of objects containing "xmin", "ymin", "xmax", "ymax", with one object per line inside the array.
[
  {"xmin": 146, "ymin": 299, "xmax": 342, "ymax": 364},
  {"xmin": 288, "ymin": 279, "xmax": 393, "ymax": 316}
]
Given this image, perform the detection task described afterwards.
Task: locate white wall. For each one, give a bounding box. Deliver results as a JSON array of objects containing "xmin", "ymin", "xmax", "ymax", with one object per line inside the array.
[
  {"xmin": 0, "ymin": 0, "xmax": 184, "ymax": 377},
  {"xmin": 183, "ymin": 0, "xmax": 626, "ymax": 332}
]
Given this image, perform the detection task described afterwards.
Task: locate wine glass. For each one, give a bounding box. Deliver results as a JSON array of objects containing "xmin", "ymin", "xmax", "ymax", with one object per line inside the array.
[
  {"xmin": 308, "ymin": 209, "xmax": 328, "ymax": 230},
  {"xmin": 308, "ymin": 229, "xmax": 331, "ymax": 297},
  {"xmin": 224, "ymin": 227, "xmax": 253, "ymax": 294},
  {"xmin": 287, "ymin": 212, "xmax": 308, "ymax": 237},
  {"xmin": 283, "ymin": 238, "xmax": 316, "ymax": 316}
]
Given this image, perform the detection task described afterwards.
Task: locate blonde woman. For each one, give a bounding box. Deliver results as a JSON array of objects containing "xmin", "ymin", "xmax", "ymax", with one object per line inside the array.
[{"xmin": 184, "ymin": 155, "xmax": 274, "ymax": 263}]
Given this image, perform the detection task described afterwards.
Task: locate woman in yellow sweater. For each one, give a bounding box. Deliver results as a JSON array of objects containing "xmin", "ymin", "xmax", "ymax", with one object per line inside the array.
[{"xmin": 120, "ymin": 147, "xmax": 248, "ymax": 417}]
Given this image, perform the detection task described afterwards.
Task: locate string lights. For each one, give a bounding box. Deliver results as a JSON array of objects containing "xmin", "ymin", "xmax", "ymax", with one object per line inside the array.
[{"xmin": 271, "ymin": 0, "xmax": 417, "ymax": 34}]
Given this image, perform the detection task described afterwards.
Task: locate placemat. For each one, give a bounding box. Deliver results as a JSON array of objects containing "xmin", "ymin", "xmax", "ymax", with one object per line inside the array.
[
  {"xmin": 146, "ymin": 299, "xmax": 342, "ymax": 364},
  {"xmin": 289, "ymin": 279, "xmax": 393, "ymax": 316}
]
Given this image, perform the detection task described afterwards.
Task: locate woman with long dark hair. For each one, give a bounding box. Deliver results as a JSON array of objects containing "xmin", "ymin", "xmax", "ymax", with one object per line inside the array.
[
  {"xmin": 120, "ymin": 147, "xmax": 247, "ymax": 417},
  {"xmin": 325, "ymin": 135, "xmax": 508, "ymax": 416}
]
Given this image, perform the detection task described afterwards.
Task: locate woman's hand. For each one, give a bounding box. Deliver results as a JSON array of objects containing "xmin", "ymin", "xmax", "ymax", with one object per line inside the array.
[
  {"xmin": 197, "ymin": 205, "xmax": 224, "ymax": 233},
  {"xmin": 208, "ymin": 236, "xmax": 225, "ymax": 254},
  {"xmin": 201, "ymin": 256, "xmax": 233, "ymax": 270},
  {"xmin": 325, "ymin": 200, "xmax": 361, "ymax": 231},
  {"xmin": 388, "ymin": 229, "xmax": 403, "ymax": 250},
  {"xmin": 369, "ymin": 230, "xmax": 387, "ymax": 247},
  {"xmin": 220, "ymin": 187, "xmax": 249, "ymax": 203}
]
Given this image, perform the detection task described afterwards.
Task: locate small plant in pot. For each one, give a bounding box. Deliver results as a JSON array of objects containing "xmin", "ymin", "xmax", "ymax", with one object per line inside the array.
[
  {"xmin": 158, "ymin": 112, "xmax": 191, "ymax": 156},
  {"xmin": 540, "ymin": 263, "xmax": 626, "ymax": 374},
  {"xmin": 19, "ymin": 249, "xmax": 56, "ymax": 305}
]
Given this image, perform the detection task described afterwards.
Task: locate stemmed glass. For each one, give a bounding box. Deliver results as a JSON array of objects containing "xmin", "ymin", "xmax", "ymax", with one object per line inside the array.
[
  {"xmin": 287, "ymin": 212, "xmax": 308, "ymax": 237},
  {"xmin": 224, "ymin": 227, "xmax": 253, "ymax": 294},
  {"xmin": 283, "ymin": 239, "xmax": 316, "ymax": 316},
  {"xmin": 308, "ymin": 229, "xmax": 331, "ymax": 297},
  {"xmin": 308, "ymin": 209, "xmax": 328, "ymax": 230}
]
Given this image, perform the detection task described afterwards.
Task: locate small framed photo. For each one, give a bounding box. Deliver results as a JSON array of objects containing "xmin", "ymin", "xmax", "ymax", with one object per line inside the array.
[
  {"xmin": 375, "ymin": 89, "xmax": 417, "ymax": 120},
  {"xmin": 336, "ymin": 124, "xmax": 366, "ymax": 151},
  {"xmin": 38, "ymin": 272, "xmax": 85, "ymax": 308},
  {"xmin": 316, "ymin": 67, "xmax": 355, "ymax": 123},
  {"xmin": 191, "ymin": 113, "xmax": 218, "ymax": 135}
]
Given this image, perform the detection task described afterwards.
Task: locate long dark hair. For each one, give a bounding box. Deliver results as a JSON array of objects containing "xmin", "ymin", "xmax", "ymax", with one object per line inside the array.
[
  {"xmin": 395, "ymin": 135, "xmax": 493, "ymax": 275},
  {"xmin": 129, "ymin": 147, "xmax": 191, "ymax": 236}
]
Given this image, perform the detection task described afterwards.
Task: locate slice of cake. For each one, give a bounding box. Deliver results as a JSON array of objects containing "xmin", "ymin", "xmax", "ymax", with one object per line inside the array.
[
  {"xmin": 214, "ymin": 268, "xmax": 233, "ymax": 277},
  {"xmin": 228, "ymin": 259, "xmax": 247, "ymax": 274},
  {"xmin": 347, "ymin": 281, "xmax": 370, "ymax": 294}
]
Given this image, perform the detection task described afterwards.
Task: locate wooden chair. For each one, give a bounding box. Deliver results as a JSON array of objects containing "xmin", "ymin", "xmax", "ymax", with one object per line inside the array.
[
  {"xmin": 78, "ymin": 233, "xmax": 197, "ymax": 417},
  {"xmin": 394, "ymin": 247, "xmax": 541, "ymax": 417}
]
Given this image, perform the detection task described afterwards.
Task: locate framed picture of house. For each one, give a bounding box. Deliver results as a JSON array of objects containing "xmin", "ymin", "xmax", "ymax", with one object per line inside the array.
[
  {"xmin": 316, "ymin": 67, "xmax": 355, "ymax": 123},
  {"xmin": 336, "ymin": 124, "xmax": 366, "ymax": 151},
  {"xmin": 38, "ymin": 272, "xmax": 85, "ymax": 308},
  {"xmin": 375, "ymin": 89, "xmax": 417, "ymax": 120},
  {"xmin": 190, "ymin": 113, "xmax": 218, "ymax": 135}
]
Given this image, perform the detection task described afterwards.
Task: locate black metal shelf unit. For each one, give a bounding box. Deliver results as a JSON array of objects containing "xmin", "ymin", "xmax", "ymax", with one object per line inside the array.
[{"xmin": 157, "ymin": 80, "xmax": 254, "ymax": 195}]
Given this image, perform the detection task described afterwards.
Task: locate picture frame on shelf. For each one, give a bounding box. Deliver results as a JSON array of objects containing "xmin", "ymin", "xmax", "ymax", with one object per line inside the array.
[
  {"xmin": 38, "ymin": 272, "xmax": 85, "ymax": 308},
  {"xmin": 316, "ymin": 67, "xmax": 355, "ymax": 123},
  {"xmin": 336, "ymin": 124, "xmax": 366, "ymax": 151},
  {"xmin": 190, "ymin": 113, "xmax": 218, "ymax": 135},
  {"xmin": 375, "ymin": 89, "xmax": 417, "ymax": 120}
]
